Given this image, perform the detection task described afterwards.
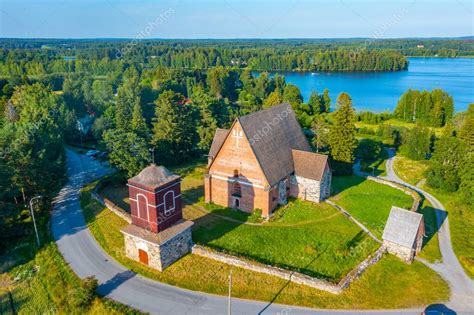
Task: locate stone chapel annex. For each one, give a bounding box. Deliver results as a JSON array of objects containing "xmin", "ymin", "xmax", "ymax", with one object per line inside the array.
[{"xmin": 204, "ymin": 103, "xmax": 332, "ymax": 217}]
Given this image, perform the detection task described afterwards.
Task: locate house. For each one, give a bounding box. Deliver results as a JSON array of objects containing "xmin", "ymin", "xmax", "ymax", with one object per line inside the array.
[
  {"xmin": 121, "ymin": 165, "xmax": 193, "ymax": 271},
  {"xmin": 204, "ymin": 103, "xmax": 331, "ymax": 217},
  {"xmin": 382, "ymin": 206, "xmax": 425, "ymax": 263}
]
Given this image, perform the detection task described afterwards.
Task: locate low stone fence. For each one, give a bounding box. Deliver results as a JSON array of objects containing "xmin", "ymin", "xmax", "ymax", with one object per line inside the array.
[
  {"xmin": 90, "ymin": 179, "xmax": 132, "ymax": 224},
  {"xmin": 192, "ymin": 245, "xmax": 386, "ymax": 294},
  {"xmin": 365, "ymin": 176, "xmax": 422, "ymax": 212}
]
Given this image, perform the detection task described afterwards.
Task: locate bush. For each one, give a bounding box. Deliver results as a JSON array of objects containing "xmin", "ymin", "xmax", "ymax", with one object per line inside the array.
[{"xmin": 68, "ymin": 276, "xmax": 98, "ymax": 310}]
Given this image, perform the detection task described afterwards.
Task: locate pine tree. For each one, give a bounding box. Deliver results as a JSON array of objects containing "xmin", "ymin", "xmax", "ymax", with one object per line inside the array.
[
  {"xmin": 401, "ymin": 124, "xmax": 432, "ymax": 160},
  {"xmin": 131, "ymin": 101, "xmax": 149, "ymax": 139},
  {"xmin": 322, "ymin": 88, "xmax": 331, "ymax": 113},
  {"xmin": 152, "ymin": 90, "xmax": 198, "ymax": 164},
  {"xmin": 328, "ymin": 93, "xmax": 357, "ymax": 175}
]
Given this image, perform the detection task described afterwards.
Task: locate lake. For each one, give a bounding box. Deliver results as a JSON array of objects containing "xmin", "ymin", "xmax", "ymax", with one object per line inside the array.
[{"xmin": 269, "ymin": 58, "xmax": 473, "ymax": 113}]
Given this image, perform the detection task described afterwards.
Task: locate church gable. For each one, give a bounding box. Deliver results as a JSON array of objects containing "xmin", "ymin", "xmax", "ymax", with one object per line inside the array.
[{"xmin": 209, "ymin": 120, "xmax": 268, "ymax": 187}]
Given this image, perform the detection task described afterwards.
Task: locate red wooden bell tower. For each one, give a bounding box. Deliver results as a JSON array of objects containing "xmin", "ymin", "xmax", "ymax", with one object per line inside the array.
[{"xmin": 127, "ymin": 164, "xmax": 183, "ymax": 233}]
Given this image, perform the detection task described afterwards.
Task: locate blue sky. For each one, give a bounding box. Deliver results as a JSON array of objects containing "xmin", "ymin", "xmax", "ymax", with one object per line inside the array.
[{"xmin": 0, "ymin": 0, "xmax": 472, "ymax": 38}]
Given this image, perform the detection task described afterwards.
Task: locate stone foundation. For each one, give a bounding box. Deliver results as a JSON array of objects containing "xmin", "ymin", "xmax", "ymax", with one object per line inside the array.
[
  {"xmin": 121, "ymin": 220, "xmax": 194, "ymax": 271},
  {"xmin": 383, "ymin": 240, "xmax": 415, "ymax": 263}
]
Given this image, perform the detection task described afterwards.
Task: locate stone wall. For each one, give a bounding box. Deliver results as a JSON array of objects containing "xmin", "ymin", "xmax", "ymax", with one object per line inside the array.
[
  {"xmin": 294, "ymin": 176, "xmax": 322, "ymax": 203},
  {"xmin": 90, "ymin": 190, "xmax": 132, "ymax": 224},
  {"xmin": 383, "ymin": 239, "xmax": 414, "ymax": 263},
  {"xmin": 123, "ymin": 226, "xmax": 193, "ymax": 271},
  {"xmin": 192, "ymin": 245, "xmax": 386, "ymax": 294}
]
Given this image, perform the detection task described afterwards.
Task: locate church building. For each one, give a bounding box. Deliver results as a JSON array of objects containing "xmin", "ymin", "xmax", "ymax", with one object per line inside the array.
[{"xmin": 204, "ymin": 103, "xmax": 332, "ymax": 217}]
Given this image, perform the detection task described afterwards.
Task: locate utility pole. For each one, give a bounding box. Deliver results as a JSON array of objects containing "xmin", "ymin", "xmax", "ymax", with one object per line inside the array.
[
  {"xmin": 29, "ymin": 195, "xmax": 42, "ymax": 247},
  {"xmin": 228, "ymin": 270, "xmax": 232, "ymax": 315}
]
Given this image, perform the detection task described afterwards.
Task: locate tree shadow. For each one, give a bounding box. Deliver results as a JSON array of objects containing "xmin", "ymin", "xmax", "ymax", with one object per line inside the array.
[
  {"xmin": 331, "ymin": 175, "xmax": 367, "ymax": 196},
  {"xmin": 97, "ymin": 270, "xmax": 136, "ymax": 296}
]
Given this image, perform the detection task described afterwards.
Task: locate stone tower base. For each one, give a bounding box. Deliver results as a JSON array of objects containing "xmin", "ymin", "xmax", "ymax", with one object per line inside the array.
[{"xmin": 121, "ymin": 220, "xmax": 194, "ymax": 271}]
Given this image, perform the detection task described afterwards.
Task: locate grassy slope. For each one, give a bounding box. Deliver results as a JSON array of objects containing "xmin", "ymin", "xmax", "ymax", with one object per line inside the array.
[
  {"xmin": 393, "ymin": 156, "xmax": 429, "ymax": 185},
  {"xmin": 393, "ymin": 156, "xmax": 474, "ymax": 278},
  {"xmin": 330, "ymin": 176, "xmax": 414, "ymax": 238},
  {"xmin": 193, "ymin": 199, "xmax": 379, "ymax": 282},
  {"xmin": 81, "ymin": 183, "xmax": 449, "ymax": 309}
]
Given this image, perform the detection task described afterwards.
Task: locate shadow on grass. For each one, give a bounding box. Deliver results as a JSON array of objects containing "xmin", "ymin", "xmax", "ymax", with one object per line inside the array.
[
  {"xmin": 418, "ymin": 203, "xmax": 447, "ymax": 250},
  {"xmin": 331, "ymin": 175, "xmax": 367, "ymax": 196},
  {"xmin": 182, "ymin": 185, "xmax": 204, "ymax": 204}
]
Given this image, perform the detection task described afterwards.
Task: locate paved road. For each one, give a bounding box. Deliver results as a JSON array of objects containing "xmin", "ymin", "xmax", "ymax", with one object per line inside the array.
[
  {"xmin": 384, "ymin": 149, "xmax": 474, "ymax": 312},
  {"xmin": 51, "ymin": 149, "xmax": 463, "ymax": 314}
]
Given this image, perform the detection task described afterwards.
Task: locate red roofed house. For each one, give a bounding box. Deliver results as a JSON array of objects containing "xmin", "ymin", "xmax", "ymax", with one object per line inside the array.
[
  {"xmin": 205, "ymin": 103, "xmax": 331, "ymax": 218},
  {"xmin": 121, "ymin": 165, "xmax": 193, "ymax": 271}
]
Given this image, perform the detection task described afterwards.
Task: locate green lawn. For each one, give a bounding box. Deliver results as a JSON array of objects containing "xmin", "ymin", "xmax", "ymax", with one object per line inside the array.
[
  {"xmin": 81, "ymin": 182, "xmax": 450, "ymax": 309},
  {"xmin": 193, "ymin": 199, "xmax": 380, "ymax": 282},
  {"xmin": 360, "ymin": 148, "xmax": 389, "ymax": 177},
  {"xmin": 330, "ymin": 176, "xmax": 414, "ymax": 239}
]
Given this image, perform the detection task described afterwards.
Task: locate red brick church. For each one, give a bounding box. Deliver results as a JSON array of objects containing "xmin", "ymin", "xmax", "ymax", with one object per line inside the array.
[{"xmin": 205, "ymin": 103, "xmax": 332, "ymax": 217}]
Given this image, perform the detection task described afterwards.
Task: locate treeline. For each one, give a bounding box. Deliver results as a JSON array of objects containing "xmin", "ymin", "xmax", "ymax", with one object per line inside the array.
[
  {"xmin": 0, "ymin": 84, "xmax": 74, "ymax": 252},
  {"xmin": 394, "ymin": 89, "xmax": 454, "ymax": 127}
]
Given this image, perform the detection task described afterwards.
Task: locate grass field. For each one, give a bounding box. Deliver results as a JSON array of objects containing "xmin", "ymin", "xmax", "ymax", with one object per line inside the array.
[
  {"xmin": 193, "ymin": 199, "xmax": 379, "ymax": 282},
  {"xmin": 330, "ymin": 176, "xmax": 414, "ymax": 239},
  {"xmin": 81, "ymin": 182, "xmax": 450, "ymax": 309},
  {"xmin": 393, "ymin": 156, "xmax": 429, "ymax": 185}
]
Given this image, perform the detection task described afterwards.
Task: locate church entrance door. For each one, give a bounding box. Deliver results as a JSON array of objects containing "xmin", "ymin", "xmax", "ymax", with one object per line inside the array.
[{"xmin": 138, "ymin": 249, "xmax": 149, "ymax": 265}]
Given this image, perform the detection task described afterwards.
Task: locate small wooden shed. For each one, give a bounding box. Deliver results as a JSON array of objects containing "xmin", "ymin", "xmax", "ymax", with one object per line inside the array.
[{"xmin": 382, "ymin": 206, "xmax": 425, "ymax": 263}]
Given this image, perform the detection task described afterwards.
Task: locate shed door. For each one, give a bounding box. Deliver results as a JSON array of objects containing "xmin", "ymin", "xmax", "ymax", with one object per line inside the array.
[{"xmin": 138, "ymin": 249, "xmax": 149, "ymax": 265}]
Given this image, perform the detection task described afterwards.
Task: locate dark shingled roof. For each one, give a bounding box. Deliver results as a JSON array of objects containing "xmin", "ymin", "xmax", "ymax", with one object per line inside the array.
[
  {"xmin": 382, "ymin": 206, "xmax": 423, "ymax": 248},
  {"xmin": 292, "ymin": 150, "xmax": 329, "ymax": 181},
  {"xmin": 208, "ymin": 128, "xmax": 229, "ymax": 159},
  {"xmin": 128, "ymin": 165, "xmax": 180, "ymax": 189},
  {"xmin": 239, "ymin": 103, "xmax": 311, "ymax": 186}
]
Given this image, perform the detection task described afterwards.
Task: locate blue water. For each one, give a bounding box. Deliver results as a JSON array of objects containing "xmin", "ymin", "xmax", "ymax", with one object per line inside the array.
[{"xmin": 271, "ymin": 58, "xmax": 474, "ymax": 112}]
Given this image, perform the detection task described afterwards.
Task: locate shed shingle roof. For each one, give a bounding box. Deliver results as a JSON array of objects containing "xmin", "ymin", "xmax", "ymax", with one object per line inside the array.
[
  {"xmin": 292, "ymin": 150, "xmax": 329, "ymax": 181},
  {"xmin": 208, "ymin": 128, "xmax": 229, "ymax": 159},
  {"xmin": 382, "ymin": 206, "xmax": 423, "ymax": 248},
  {"xmin": 238, "ymin": 103, "xmax": 311, "ymax": 186}
]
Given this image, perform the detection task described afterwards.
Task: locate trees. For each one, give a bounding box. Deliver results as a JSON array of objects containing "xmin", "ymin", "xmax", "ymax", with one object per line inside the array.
[
  {"xmin": 263, "ymin": 90, "xmax": 283, "ymax": 109},
  {"xmin": 394, "ymin": 89, "xmax": 454, "ymax": 127},
  {"xmin": 401, "ymin": 125, "xmax": 432, "ymax": 160},
  {"xmin": 282, "ymin": 84, "xmax": 303, "ymax": 109},
  {"xmin": 103, "ymin": 129, "xmax": 149, "ymax": 178},
  {"xmin": 152, "ymin": 90, "xmax": 198, "ymax": 164},
  {"xmin": 311, "ymin": 116, "xmax": 329, "ymax": 152},
  {"xmin": 426, "ymin": 130, "xmax": 465, "ymax": 192},
  {"xmin": 328, "ymin": 93, "xmax": 357, "ymax": 175}
]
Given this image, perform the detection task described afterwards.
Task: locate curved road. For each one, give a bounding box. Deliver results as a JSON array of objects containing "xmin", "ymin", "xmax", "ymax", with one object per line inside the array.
[
  {"xmin": 384, "ymin": 149, "xmax": 474, "ymax": 312},
  {"xmin": 52, "ymin": 149, "xmax": 469, "ymax": 314}
]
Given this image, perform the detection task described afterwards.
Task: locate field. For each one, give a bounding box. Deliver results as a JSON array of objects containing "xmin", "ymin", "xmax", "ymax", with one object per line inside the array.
[
  {"xmin": 81, "ymin": 181, "xmax": 450, "ymax": 309},
  {"xmin": 330, "ymin": 176, "xmax": 414, "ymax": 239}
]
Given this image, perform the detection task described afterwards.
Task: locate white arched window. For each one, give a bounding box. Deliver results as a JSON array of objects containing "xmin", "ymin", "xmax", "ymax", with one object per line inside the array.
[
  {"xmin": 136, "ymin": 194, "xmax": 149, "ymax": 220},
  {"xmin": 163, "ymin": 190, "xmax": 175, "ymax": 216}
]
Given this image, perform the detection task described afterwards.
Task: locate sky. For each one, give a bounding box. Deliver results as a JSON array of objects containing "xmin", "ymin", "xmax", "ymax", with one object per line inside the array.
[{"xmin": 0, "ymin": 0, "xmax": 472, "ymax": 39}]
